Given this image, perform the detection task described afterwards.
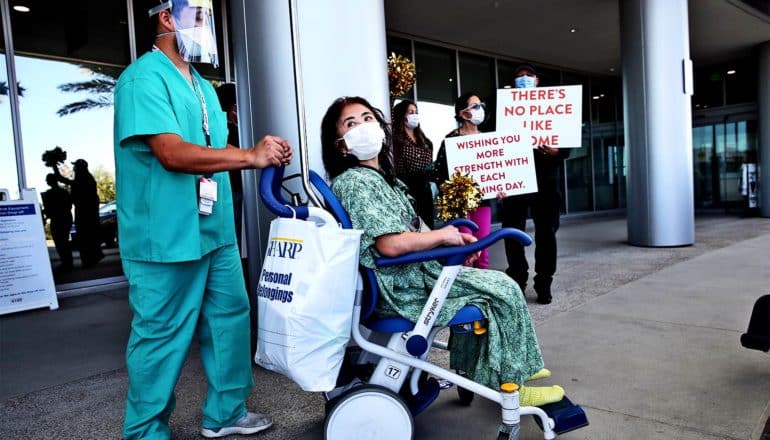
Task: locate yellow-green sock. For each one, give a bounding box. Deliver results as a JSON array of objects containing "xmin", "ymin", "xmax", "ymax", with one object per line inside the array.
[
  {"xmin": 525, "ymin": 368, "xmax": 552, "ymax": 382},
  {"xmin": 519, "ymin": 385, "xmax": 564, "ymax": 407}
]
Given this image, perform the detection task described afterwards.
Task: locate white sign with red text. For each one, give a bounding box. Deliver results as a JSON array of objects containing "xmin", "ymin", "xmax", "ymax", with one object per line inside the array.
[
  {"xmin": 496, "ymin": 85, "xmax": 582, "ymax": 148},
  {"xmin": 444, "ymin": 132, "xmax": 537, "ymax": 200}
]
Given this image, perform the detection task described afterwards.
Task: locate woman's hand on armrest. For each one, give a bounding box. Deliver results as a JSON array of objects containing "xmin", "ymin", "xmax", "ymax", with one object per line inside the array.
[
  {"xmin": 460, "ymin": 233, "xmax": 481, "ymax": 266},
  {"xmin": 375, "ymin": 226, "xmax": 465, "ymax": 257}
]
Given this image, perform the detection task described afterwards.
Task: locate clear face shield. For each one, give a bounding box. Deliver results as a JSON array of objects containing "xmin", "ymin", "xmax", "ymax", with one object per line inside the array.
[{"xmin": 149, "ymin": 0, "xmax": 219, "ymax": 67}]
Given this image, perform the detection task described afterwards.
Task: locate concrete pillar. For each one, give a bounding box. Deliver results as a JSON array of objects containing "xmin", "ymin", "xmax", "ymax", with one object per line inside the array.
[
  {"xmin": 620, "ymin": 0, "xmax": 694, "ymax": 246},
  {"xmin": 758, "ymin": 42, "xmax": 770, "ymax": 217},
  {"xmin": 230, "ymin": 0, "xmax": 389, "ymax": 292}
]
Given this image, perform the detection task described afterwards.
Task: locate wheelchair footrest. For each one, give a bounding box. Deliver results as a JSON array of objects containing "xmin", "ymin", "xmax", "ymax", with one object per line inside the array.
[
  {"xmin": 408, "ymin": 377, "xmax": 441, "ymax": 417},
  {"xmin": 532, "ymin": 395, "xmax": 589, "ymax": 435}
]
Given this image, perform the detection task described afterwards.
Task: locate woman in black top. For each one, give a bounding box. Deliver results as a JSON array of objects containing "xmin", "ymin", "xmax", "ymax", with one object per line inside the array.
[
  {"xmin": 434, "ymin": 92, "xmax": 494, "ymax": 269},
  {"xmin": 392, "ymin": 99, "xmax": 435, "ymax": 229}
]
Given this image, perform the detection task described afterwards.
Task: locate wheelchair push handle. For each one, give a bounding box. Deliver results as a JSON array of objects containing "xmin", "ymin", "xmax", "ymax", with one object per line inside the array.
[
  {"xmin": 375, "ymin": 227, "xmax": 532, "ymax": 268},
  {"xmin": 259, "ymin": 166, "xmax": 310, "ymax": 219}
]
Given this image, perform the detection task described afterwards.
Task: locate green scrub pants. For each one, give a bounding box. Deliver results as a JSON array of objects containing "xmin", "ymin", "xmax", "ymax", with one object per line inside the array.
[{"xmin": 122, "ymin": 244, "xmax": 253, "ymax": 440}]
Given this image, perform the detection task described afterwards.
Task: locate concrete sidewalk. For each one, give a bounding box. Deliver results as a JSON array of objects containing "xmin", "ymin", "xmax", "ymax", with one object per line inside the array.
[{"xmin": 1, "ymin": 214, "xmax": 769, "ymax": 439}]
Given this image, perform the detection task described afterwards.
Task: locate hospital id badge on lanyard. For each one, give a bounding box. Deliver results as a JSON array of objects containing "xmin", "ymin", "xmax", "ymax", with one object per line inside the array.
[{"xmin": 190, "ymin": 74, "xmax": 217, "ymax": 216}]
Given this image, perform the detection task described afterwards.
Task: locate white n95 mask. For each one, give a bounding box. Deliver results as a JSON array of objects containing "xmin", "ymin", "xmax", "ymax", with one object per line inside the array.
[
  {"xmin": 405, "ymin": 114, "xmax": 420, "ymax": 129},
  {"xmin": 342, "ymin": 122, "xmax": 385, "ymax": 161},
  {"xmin": 469, "ymin": 108, "xmax": 485, "ymax": 126}
]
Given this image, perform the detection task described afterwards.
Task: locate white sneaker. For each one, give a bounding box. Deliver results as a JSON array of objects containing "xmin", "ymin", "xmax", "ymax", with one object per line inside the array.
[{"xmin": 200, "ymin": 412, "xmax": 273, "ymax": 438}]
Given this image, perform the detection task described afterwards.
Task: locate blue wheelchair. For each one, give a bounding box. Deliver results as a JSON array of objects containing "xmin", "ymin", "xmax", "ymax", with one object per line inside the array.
[{"xmin": 259, "ymin": 166, "xmax": 588, "ymax": 439}]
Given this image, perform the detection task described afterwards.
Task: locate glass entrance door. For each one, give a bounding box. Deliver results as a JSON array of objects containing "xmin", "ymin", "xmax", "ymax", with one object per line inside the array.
[{"xmin": 692, "ymin": 119, "xmax": 757, "ymax": 209}]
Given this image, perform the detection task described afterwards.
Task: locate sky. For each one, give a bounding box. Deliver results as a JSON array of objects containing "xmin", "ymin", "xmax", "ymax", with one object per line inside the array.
[{"xmin": 1, "ymin": 55, "xmax": 116, "ymax": 202}]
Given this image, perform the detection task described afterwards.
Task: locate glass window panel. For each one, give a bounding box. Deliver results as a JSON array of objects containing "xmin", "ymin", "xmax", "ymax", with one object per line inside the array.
[
  {"xmin": 565, "ymin": 128, "xmax": 592, "ymax": 212},
  {"xmin": 415, "ymin": 100, "xmax": 457, "ymax": 158},
  {"xmin": 458, "ymin": 52, "xmax": 495, "ymax": 132},
  {"xmin": 414, "ymin": 43, "xmax": 456, "ymax": 105},
  {"xmin": 12, "ymin": 1, "xmax": 129, "ymax": 285},
  {"xmin": 387, "ymin": 36, "xmax": 414, "ymax": 101},
  {"xmin": 692, "ymin": 125, "xmax": 715, "ymax": 208},
  {"xmin": 535, "ymin": 66, "xmax": 560, "ymax": 88},
  {"xmin": 1, "ymin": 20, "xmax": 20, "ymax": 199},
  {"xmin": 561, "ymin": 72, "xmax": 589, "ymax": 122},
  {"xmin": 693, "ymin": 67, "xmax": 723, "ymax": 109},
  {"xmin": 387, "ymin": 36, "xmax": 412, "ymax": 59},
  {"xmin": 589, "ymin": 77, "xmax": 620, "ymax": 123},
  {"xmin": 725, "ymin": 58, "xmax": 757, "ymax": 105},
  {"xmin": 497, "ymin": 60, "xmax": 516, "ymax": 89},
  {"xmin": 617, "ymin": 129, "xmax": 626, "ymax": 208},
  {"xmin": 560, "ymin": 72, "xmax": 591, "ymax": 212},
  {"xmin": 16, "ymin": 55, "xmax": 125, "ymax": 284},
  {"xmin": 458, "ymin": 52, "xmax": 494, "ymax": 103},
  {"xmin": 132, "ymin": 0, "xmax": 226, "ymax": 80},
  {"xmin": 10, "ymin": 1, "xmax": 130, "ymax": 66},
  {"xmin": 592, "ymin": 122, "xmax": 620, "ymax": 210}
]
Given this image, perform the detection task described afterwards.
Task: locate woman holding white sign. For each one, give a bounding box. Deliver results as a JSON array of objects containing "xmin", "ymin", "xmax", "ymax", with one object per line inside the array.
[
  {"xmin": 321, "ymin": 96, "xmax": 565, "ymax": 406},
  {"xmin": 434, "ymin": 92, "xmax": 496, "ymax": 269},
  {"xmin": 501, "ymin": 64, "xmax": 571, "ymax": 305}
]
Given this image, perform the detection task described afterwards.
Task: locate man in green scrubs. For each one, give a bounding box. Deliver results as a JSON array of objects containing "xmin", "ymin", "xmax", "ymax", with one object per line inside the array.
[{"xmin": 113, "ymin": 1, "xmax": 292, "ymax": 438}]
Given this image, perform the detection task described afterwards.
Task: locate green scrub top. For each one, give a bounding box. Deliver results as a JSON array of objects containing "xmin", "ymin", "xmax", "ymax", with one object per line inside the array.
[{"xmin": 113, "ymin": 50, "xmax": 236, "ymax": 263}]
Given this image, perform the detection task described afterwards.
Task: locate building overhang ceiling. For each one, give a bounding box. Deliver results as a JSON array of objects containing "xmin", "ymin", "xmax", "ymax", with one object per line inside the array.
[{"xmin": 385, "ymin": 0, "xmax": 770, "ymax": 75}]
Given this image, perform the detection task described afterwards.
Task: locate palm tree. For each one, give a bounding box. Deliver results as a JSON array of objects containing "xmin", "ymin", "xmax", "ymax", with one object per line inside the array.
[
  {"xmin": 56, "ymin": 64, "xmax": 121, "ymax": 117},
  {"xmin": 0, "ymin": 80, "xmax": 25, "ymax": 97}
]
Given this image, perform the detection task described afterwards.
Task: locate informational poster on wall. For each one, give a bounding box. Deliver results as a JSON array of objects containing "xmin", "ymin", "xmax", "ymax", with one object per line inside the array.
[
  {"xmin": 496, "ymin": 85, "xmax": 583, "ymax": 148},
  {"xmin": 0, "ymin": 188, "xmax": 59, "ymax": 315},
  {"xmin": 443, "ymin": 132, "xmax": 537, "ymax": 200}
]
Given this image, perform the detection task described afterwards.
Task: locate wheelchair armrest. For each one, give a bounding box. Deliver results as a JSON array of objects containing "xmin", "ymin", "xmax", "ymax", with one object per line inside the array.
[
  {"xmin": 445, "ymin": 218, "xmax": 479, "ymax": 232},
  {"xmin": 375, "ymin": 228, "xmax": 532, "ymax": 267}
]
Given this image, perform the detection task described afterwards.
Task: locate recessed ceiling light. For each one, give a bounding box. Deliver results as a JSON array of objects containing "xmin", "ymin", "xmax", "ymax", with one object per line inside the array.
[
  {"xmin": 609, "ymin": 67, "xmax": 616, "ymax": 72},
  {"xmin": 570, "ymin": 28, "xmax": 577, "ymax": 33},
  {"xmin": 592, "ymin": 96, "xmax": 600, "ymax": 100},
  {"xmin": 13, "ymin": 5, "xmax": 30, "ymax": 12},
  {"xmin": 726, "ymin": 70, "xmax": 736, "ymax": 75},
  {"xmin": 600, "ymin": 94, "xmax": 605, "ymax": 97}
]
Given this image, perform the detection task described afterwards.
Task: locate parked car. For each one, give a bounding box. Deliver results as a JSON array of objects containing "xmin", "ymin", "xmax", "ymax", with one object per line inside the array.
[{"xmin": 69, "ymin": 201, "xmax": 118, "ymax": 247}]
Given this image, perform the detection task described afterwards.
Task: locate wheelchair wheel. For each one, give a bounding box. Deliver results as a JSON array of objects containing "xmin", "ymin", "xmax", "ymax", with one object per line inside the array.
[
  {"xmin": 324, "ymin": 385, "xmax": 414, "ymax": 440},
  {"xmin": 496, "ymin": 424, "xmax": 520, "ymax": 440}
]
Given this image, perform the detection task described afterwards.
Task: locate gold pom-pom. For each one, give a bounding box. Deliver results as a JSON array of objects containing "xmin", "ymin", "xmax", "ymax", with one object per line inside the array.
[
  {"xmin": 435, "ymin": 172, "xmax": 483, "ymax": 221},
  {"xmin": 387, "ymin": 52, "xmax": 416, "ymax": 98}
]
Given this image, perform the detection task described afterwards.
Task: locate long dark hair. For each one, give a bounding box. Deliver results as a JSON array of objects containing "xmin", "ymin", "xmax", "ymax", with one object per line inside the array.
[
  {"xmin": 392, "ymin": 99, "xmax": 431, "ymax": 147},
  {"xmin": 454, "ymin": 91, "xmax": 480, "ymax": 123},
  {"xmin": 320, "ymin": 96, "xmax": 396, "ymax": 185}
]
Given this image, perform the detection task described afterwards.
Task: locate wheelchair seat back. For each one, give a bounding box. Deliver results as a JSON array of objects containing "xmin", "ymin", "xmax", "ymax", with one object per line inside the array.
[{"xmin": 258, "ymin": 166, "xmax": 380, "ymax": 321}]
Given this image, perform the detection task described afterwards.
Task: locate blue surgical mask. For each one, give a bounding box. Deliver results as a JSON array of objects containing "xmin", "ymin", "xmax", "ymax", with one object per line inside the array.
[{"xmin": 515, "ymin": 75, "xmax": 537, "ymax": 89}]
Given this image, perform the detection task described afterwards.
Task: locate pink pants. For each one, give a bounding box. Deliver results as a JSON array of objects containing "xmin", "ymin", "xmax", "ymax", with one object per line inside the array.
[{"xmin": 458, "ymin": 205, "xmax": 491, "ymax": 269}]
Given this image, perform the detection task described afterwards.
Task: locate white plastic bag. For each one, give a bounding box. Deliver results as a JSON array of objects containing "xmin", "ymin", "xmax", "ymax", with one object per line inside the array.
[{"xmin": 255, "ymin": 208, "xmax": 362, "ymax": 391}]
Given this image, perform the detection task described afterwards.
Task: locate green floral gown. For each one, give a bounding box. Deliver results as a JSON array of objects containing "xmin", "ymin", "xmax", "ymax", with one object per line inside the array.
[{"xmin": 331, "ymin": 167, "xmax": 544, "ymax": 388}]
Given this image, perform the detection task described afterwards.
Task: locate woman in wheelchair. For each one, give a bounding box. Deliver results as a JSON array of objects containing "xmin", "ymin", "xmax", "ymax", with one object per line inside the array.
[{"xmin": 321, "ymin": 96, "xmax": 565, "ymax": 407}]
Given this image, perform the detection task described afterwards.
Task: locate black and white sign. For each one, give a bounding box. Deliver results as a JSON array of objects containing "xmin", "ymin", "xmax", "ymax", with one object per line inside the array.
[{"xmin": 0, "ymin": 189, "xmax": 59, "ymax": 315}]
